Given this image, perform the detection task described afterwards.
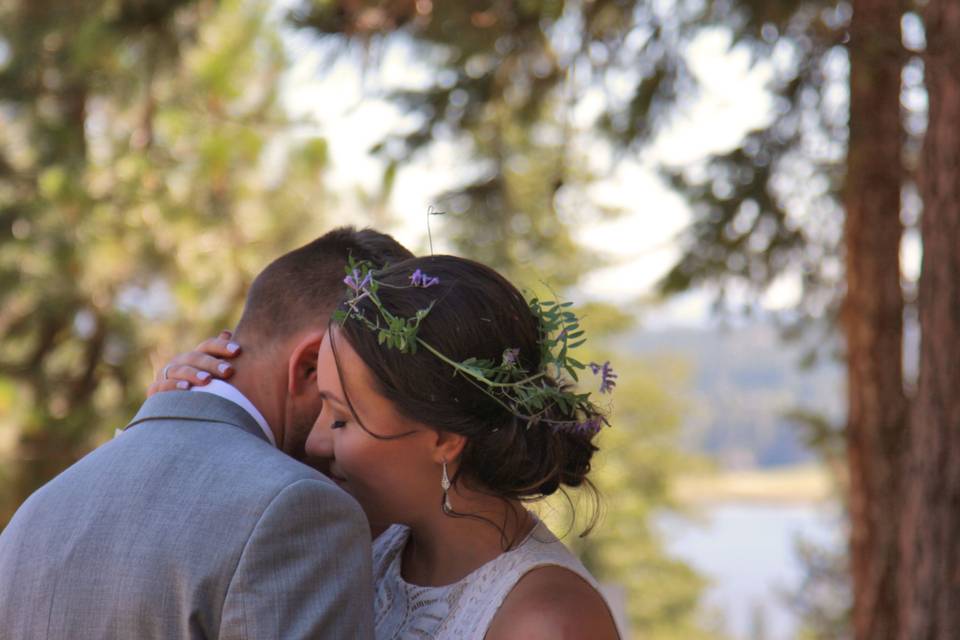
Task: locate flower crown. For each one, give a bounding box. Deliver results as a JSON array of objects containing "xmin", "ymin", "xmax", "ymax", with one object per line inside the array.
[{"xmin": 332, "ymin": 257, "xmax": 616, "ymax": 436}]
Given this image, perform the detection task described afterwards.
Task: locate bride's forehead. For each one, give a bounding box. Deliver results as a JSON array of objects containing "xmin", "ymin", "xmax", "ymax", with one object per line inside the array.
[
  {"xmin": 319, "ymin": 328, "xmax": 365, "ymax": 371},
  {"xmin": 317, "ymin": 331, "xmax": 379, "ymax": 401}
]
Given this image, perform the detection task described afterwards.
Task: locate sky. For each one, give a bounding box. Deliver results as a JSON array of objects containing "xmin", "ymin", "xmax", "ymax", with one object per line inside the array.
[{"xmin": 275, "ymin": 11, "xmax": 797, "ymax": 329}]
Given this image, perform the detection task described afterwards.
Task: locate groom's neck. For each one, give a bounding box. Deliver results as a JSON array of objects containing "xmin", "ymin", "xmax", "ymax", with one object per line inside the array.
[{"xmin": 227, "ymin": 351, "xmax": 286, "ymax": 447}]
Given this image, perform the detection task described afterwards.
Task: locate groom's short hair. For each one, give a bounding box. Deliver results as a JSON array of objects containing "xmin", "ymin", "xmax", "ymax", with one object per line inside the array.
[{"xmin": 235, "ymin": 226, "xmax": 414, "ymax": 344}]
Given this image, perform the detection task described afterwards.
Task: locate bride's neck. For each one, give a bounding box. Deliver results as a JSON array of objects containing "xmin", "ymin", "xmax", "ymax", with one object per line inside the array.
[{"xmin": 401, "ymin": 492, "xmax": 534, "ymax": 587}]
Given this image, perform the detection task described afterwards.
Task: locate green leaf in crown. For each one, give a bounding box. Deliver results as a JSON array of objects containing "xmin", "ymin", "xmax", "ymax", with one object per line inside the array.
[{"xmin": 335, "ymin": 255, "xmax": 615, "ymax": 436}]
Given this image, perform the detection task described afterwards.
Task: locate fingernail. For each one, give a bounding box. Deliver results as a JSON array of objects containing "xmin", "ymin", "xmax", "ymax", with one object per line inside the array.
[
  {"xmin": 197, "ymin": 371, "xmax": 210, "ymax": 381},
  {"xmin": 227, "ymin": 342, "xmax": 240, "ymax": 354},
  {"xmin": 218, "ymin": 363, "xmax": 231, "ymax": 374},
  {"xmin": 177, "ymin": 381, "xmax": 190, "ymax": 390}
]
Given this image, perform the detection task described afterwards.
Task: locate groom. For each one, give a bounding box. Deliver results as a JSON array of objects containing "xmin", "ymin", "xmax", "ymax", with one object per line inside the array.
[{"xmin": 0, "ymin": 227, "xmax": 414, "ymax": 639}]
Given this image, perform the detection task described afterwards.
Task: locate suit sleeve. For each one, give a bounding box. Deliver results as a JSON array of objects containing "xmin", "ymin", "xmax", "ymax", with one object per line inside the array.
[{"xmin": 218, "ymin": 478, "xmax": 374, "ymax": 640}]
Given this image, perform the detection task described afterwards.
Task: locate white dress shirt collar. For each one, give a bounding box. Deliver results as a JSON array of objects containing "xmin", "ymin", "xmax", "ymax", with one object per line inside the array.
[{"xmin": 191, "ymin": 379, "xmax": 276, "ymax": 447}]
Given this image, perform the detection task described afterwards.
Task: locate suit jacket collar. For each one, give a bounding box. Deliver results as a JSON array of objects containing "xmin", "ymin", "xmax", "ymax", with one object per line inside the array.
[{"xmin": 125, "ymin": 391, "xmax": 271, "ymax": 445}]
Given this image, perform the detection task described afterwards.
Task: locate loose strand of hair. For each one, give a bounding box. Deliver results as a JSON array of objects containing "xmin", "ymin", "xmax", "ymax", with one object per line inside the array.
[{"xmin": 328, "ymin": 322, "xmax": 419, "ymax": 441}]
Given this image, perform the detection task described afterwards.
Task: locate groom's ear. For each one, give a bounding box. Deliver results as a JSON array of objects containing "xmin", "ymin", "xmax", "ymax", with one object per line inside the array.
[{"xmin": 287, "ymin": 329, "xmax": 326, "ymax": 397}]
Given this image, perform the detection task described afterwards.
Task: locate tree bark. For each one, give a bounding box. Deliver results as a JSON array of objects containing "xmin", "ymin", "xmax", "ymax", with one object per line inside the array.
[
  {"xmin": 842, "ymin": 1, "xmax": 908, "ymax": 639},
  {"xmin": 898, "ymin": 3, "xmax": 960, "ymax": 638}
]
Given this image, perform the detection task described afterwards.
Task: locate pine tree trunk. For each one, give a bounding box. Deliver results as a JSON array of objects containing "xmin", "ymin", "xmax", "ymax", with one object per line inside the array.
[
  {"xmin": 898, "ymin": 3, "xmax": 960, "ymax": 637},
  {"xmin": 842, "ymin": 1, "xmax": 907, "ymax": 638}
]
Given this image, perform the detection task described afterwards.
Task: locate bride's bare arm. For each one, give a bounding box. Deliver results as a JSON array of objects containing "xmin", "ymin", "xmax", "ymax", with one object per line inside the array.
[{"xmin": 147, "ymin": 331, "xmax": 242, "ymax": 396}]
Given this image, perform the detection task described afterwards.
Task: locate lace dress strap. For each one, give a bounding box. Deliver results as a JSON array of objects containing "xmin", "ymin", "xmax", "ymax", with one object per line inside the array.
[
  {"xmin": 371, "ymin": 521, "xmax": 609, "ymax": 640},
  {"xmin": 441, "ymin": 524, "xmax": 604, "ymax": 639}
]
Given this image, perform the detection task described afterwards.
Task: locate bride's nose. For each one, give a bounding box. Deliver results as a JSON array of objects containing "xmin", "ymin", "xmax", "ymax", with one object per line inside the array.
[{"xmin": 305, "ymin": 416, "xmax": 335, "ymax": 459}]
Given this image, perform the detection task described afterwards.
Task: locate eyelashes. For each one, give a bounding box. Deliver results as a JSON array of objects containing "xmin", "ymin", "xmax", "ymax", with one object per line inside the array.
[{"xmin": 331, "ymin": 420, "xmax": 347, "ymax": 430}]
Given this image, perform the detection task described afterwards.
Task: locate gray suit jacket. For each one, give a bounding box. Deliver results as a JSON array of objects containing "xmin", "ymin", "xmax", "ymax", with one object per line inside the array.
[{"xmin": 0, "ymin": 391, "xmax": 373, "ymax": 639}]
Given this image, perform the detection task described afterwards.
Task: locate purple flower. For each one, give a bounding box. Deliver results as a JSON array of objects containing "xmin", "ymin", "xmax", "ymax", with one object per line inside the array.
[
  {"xmin": 343, "ymin": 270, "xmax": 358, "ymax": 290},
  {"xmin": 344, "ymin": 269, "xmax": 372, "ymax": 294},
  {"xmin": 576, "ymin": 417, "xmax": 603, "ymax": 436},
  {"xmin": 551, "ymin": 417, "xmax": 602, "ymax": 436},
  {"xmin": 589, "ymin": 361, "xmax": 617, "ymax": 394},
  {"xmin": 410, "ymin": 268, "xmax": 440, "ymax": 288}
]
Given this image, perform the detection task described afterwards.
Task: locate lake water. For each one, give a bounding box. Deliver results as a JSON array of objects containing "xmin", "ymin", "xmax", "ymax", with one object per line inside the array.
[{"xmin": 656, "ymin": 502, "xmax": 842, "ymax": 640}]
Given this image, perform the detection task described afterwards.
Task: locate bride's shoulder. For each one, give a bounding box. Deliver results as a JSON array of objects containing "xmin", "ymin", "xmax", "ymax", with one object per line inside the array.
[{"xmin": 483, "ymin": 565, "xmax": 619, "ymax": 640}]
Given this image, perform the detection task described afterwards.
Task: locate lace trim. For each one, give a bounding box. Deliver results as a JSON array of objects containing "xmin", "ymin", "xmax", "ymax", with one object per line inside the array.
[{"xmin": 371, "ymin": 518, "xmax": 605, "ymax": 640}]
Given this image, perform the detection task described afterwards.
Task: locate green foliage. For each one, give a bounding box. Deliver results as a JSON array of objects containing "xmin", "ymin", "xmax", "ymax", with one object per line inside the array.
[
  {"xmin": 658, "ymin": 1, "xmax": 850, "ymax": 327},
  {"xmin": 0, "ymin": 0, "xmax": 334, "ymax": 523},
  {"xmin": 293, "ymin": 0, "xmax": 684, "ymax": 286},
  {"xmin": 529, "ymin": 298, "xmax": 587, "ymax": 375},
  {"xmin": 790, "ymin": 540, "xmax": 852, "ymax": 640},
  {"xmin": 287, "ymin": 0, "xmax": 864, "ymax": 336}
]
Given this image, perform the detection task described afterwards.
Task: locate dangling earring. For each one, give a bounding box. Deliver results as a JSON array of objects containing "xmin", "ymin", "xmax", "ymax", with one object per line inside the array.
[{"xmin": 441, "ymin": 460, "xmax": 453, "ymax": 514}]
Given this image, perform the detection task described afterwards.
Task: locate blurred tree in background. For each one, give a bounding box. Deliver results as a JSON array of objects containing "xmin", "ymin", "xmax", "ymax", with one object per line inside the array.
[
  {"xmin": 0, "ymin": 0, "xmax": 333, "ymax": 521},
  {"xmin": 897, "ymin": 3, "xmax": 960, "ymax": 636},
  {"xmin": 290, "ymin": 0, "xmax": 644, "ymax": 286}
]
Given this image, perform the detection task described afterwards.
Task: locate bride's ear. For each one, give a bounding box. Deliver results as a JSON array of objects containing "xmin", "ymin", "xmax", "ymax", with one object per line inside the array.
[
  {"xmin": 430, "ymin": 430, "xmax": 467, "ymax": 466},
  {"xmin": 287, "ymin": 330, "xmax": 326, "ymax": 396}
]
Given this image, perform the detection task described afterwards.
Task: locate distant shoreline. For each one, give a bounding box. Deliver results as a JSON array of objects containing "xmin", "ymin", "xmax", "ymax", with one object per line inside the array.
[{"xmin": 674, "ymin": 464, "xmax": 837, "ymax": 506}]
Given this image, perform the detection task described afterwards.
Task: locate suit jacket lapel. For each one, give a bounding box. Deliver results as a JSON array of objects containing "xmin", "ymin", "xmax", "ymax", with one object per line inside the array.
[{"xmin": 125, "ymin": 391, "xmax": 271, "ymax": 445}]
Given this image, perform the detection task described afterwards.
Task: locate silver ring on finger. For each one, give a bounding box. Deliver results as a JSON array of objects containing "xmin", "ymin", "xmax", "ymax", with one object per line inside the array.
[{"xmin": 161, "ymin": 364, "xmax": 173, "ymax": 381}]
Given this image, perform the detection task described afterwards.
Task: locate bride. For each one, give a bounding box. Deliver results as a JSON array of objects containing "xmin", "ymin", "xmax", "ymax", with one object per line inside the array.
[{"xmin": 153, "ymin": 254, "xmax": 620, "ymax": 639}]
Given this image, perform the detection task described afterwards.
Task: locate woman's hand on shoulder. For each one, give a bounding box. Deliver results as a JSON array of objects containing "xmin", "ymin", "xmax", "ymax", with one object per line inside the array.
[
  {"xmin": 147, "ymin": 331, "xmax": 242, "ymax": 396},
  {"xmin": 485, "ymin": 565, "xmax": 620, "ymax": 640}
]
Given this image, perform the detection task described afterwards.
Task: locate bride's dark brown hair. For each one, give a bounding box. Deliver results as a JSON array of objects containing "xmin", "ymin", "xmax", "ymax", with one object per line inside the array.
[{"xmin": 329, "ymin": 255, "xmax": 604, "ymax": 537}]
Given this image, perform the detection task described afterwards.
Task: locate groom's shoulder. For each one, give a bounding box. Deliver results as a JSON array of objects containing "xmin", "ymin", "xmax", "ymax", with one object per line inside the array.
[
  {"xmin": 119, "ymin": 408, "xmax": 323, "ymax": 488},
  {"xmin": 61, "ymin": 392, "xmax": 330, "ymax": 498},
  {"xmin": 7, "ymin": 395, "xmax": 346, "ymax": 543}
]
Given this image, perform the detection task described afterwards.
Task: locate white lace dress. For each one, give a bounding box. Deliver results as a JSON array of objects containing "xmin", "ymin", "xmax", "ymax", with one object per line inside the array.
[{"xmin": 371, "ymin": 518, "xmax": 609, "ymax": 640}]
